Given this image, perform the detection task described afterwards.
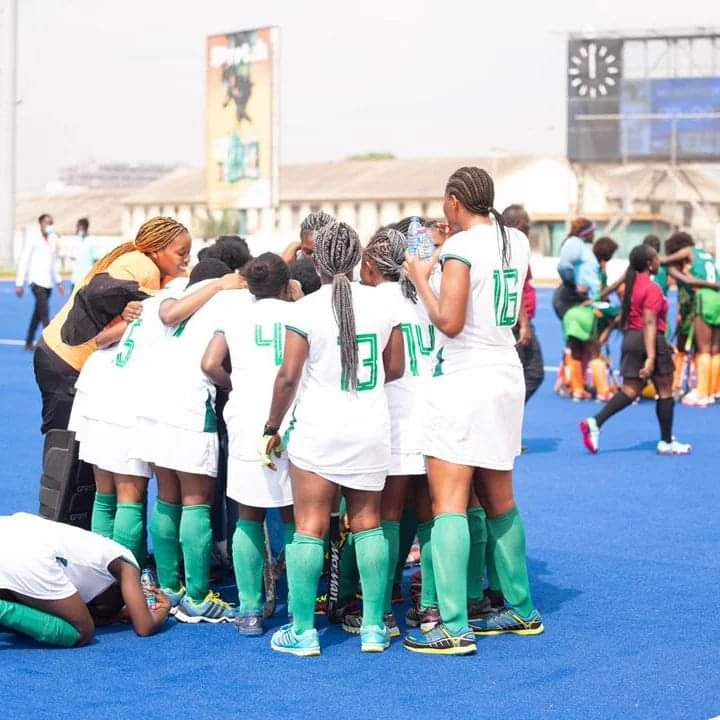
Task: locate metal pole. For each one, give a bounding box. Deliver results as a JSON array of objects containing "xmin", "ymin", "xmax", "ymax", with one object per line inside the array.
[{"xmin": 0, "ymin": 0, "xmax": 17, "ymax": 269}]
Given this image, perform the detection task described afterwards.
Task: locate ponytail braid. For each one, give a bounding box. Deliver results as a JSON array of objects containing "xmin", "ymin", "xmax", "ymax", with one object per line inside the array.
[
  {"xmin": 365, "ymin": 228, "xmax": 417, "ymax": 303},
  {"xmin": 446, "ymin": 166, "xmax": 511, "ymax": 268},
  {"xmin": 314, "ymin": 221, "xmax": 362, "ymax": 391}
]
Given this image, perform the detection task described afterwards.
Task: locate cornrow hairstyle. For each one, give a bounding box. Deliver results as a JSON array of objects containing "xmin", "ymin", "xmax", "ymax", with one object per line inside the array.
[
  {"xmin": 665, "ymin": 231, "xmax": 694, "ymax": 256},
  {"xmin": 245, "ymin": 252, "xmax": 289, "ymax": 300},
  {"xmin": 85, "ymin": 216, "xmax": 188, "ymax": 284},
  {"xmin": 300, "ymin": 210, "xmax": 335, "ymax": 240},
  {"xmin": 187, "ymin": 258, "xmax": 231, "ymax": 287},
  {"xmin": 314, "ymin": 221, "xmax": 362, "ymax": 391},
  {"xmin": 365, "ymin": 227, "xmax": 417, "ymax": 303},
  {"xmin": 390, "ymin": 216, "xmax": 429, "ymax": 236},
  {"xmin": 593, "ymin": 236, "xmax": 619, "ymax": 263},
  {"xmin": 445, "ymin": 166, "xmax": 511, "ymax": 267},
  {"xmin": 621, "ymin": 245, "xmax": 651, "ymax": 329}
]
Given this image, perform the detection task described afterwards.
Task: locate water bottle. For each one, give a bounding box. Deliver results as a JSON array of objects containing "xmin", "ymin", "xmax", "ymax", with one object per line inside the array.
[
  {"xmin": 406, "ymin": 217, "xmax": 422, "ymax": 256},
  {"xmin": 140, "ymin": 568, "xmax": 158, "ymax": 610},
  {"xmin": 417, "ymin": 227, "xmax": 434, "ymax": 260}
]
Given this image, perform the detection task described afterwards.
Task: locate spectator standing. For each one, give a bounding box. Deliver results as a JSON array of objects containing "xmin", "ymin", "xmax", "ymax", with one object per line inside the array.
[{"xmin": 71, "ymin": 218, "xmax": 99, "ymax": 289}]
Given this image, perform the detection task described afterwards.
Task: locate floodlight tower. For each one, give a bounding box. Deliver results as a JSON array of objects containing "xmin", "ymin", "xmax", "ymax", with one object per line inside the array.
[{"xmin": 0, "ymin": 0, "xmax": 17, "ymax": 269}]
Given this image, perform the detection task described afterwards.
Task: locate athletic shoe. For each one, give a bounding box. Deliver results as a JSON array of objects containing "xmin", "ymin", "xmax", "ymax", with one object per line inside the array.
[
  {"xmin": 162, "ymin": 586, "xmax": 186, "ymax": 616},
  {"xmin": 232, "ymin": 612, "xmax": 264, "ymax": 636},
  {"xmin": 595, "ymin": 391, "xmax": 614, "ymax": 403},
  {"xmin": 391, "ymin": 582, "xmax": 403, "ymax": 605},
  {"xmin": 467, "ymin": 596, "xmax": 493, "ymax": 622},
  {"xmin": 470, "ymin": 607, "xmax": 544, "ymax": 636},
  {"xmin": 270, "ymin": 623, "xmax": 321, "ymax": 657},
  {"xmin": 360, "ymin": 624, "xmax": 391, "ymax": 653},
  {"xmin": 572, "ymin": 389, "xmax": 592, "ymax": 402},
  {"xmin": 657, "ymin": 439, "xmax": 692, "ymax": 455},
  {"xmin": 174, "ymin": 591, "xmax": 235, "ymax": 624},
  {"xmin": 485, "ymin": 589, "xmax": 505, "ymax": 612},
  {"xmin": 342, "ymin": 611, "xmax": 400, "ymax": 638},
  {"xmin": 403, "ymin": 623, "xmax": 477, "ymax": 655},
  {"xmin": 579, "ymin": 417, "xmax": 600, "ymax": 454},
  {"xmin": 681, "ymin": 389, "xmax": 712, "ymax": 407},
  {"xmin": 405, "ymin": 604, "xmax": 441, "ymax": 632}
]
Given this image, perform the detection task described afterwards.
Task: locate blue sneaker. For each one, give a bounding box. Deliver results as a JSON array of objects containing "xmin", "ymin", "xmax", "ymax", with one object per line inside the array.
[
  {"xmin": 161, "ymin": 586, "xmax": 185, "ymax": 616},
  {"xmin": 470, "ymin": 607, "xmax": 544, "ymax": 636},
  {"xmin": 403, "ymin": 623, "xmax": 477, "ymax": 655},
  {"xmin": 233, "ymin": 611, "xmax": 264, "ymax": 636},
  {"xmin": 270, "ymin": 623, "xmax": 321, "ymax": 657},
  {"xmin": 174, "ymin": 591, "xmax": 235, "ymax": 624},
  {"xmin": 360, "ymin": 624, "xmax": 391, "ymax": 653}
]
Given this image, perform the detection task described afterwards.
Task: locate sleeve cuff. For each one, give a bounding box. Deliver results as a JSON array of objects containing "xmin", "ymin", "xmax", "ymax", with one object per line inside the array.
[
  {"xmin": 286, "ymin": 324, "xmax": 308, "ymax": 338},
  {"xmin": 440, "ymin": 253, "xmax": 472, "ymax": 268}
]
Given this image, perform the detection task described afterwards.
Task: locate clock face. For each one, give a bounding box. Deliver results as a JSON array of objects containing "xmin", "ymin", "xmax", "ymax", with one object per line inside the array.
[{"xmin": 569, "ymin": 41, "xmax": 621, "ymax": 99}]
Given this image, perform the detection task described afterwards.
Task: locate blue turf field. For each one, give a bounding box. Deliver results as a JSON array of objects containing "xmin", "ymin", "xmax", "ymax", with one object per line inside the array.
[{"xmin": 1, "ymin": 281, "xmax": 718, "ymax": 720}]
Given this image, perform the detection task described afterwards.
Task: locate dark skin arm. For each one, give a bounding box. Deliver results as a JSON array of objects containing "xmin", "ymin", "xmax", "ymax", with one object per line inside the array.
[
  {"xmin": 201, "ymin": 333, "xmax": 232, "ymax": 391},
  {"xmin": 600, "ymin": 271, "xmax": 626, "ymax": 300},
  {"xmin": 280, "ymin": 241, "xmax": 301, "ymax": 265},
  {"xmin": 404, "ymin": 255, "xmax": 469, "ymax": 338},
  {"xmin": 639, "ymin": 307, "xmax": 657, "ymax": 381},
  {"xmin": 666, "ymin": 265, "xmax": 720, "ymax": 290},
  {"xmin": 159, "ymin": 273, "xmax": 246, "ymax": 326},
  {"xmin": 113, "ymin": 560, "xmax": 170, "ymax": 637},
  {"xmin": 95, "ymin": 320, "xmax": 128, "ymax": 349},
  {"xmin": 516, "ymin": 302, "xmax": 531, "ymax": 347},
  {"xmin": 383, "ymin": 325, "xmax": 405, "ymax": 382},
  {"xmin": 659, "ymin": 247, "xmax": 693, "ymax": 267}
]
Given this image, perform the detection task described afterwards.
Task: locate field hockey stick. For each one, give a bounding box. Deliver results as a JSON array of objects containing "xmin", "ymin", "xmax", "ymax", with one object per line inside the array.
[{"xmin": 326, "ymin": 511, "xmax": 342, "ymax": 623}]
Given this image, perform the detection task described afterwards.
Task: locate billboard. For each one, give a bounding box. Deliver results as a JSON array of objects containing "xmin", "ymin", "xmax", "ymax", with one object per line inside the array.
[{"xmin": 206, "ymin": 27, "xmax": 279, "ymax": 210}]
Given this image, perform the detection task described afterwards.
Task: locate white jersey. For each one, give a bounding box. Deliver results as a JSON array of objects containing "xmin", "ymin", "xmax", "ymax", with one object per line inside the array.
[
  {"xmin": 432, "ymin": 224, "xmax": 529, "ymax": 375},
  {"xmin": 73, "ymin": 279, "xmax": 187, "ymax": 427},
  {"xmin": 376, "ymin": 282, "xmax": 435, "ymax": 455},
  {"xmin": 140, "ymin": 287, "xmax": 252, "ymax": 433},
  {"xmin": 222, "ymin": 297, "xmax": 296, "ymax": 461},
  {"xmin": 0, "ymin": 513, "xmax": 137, "ymax": 602},
  {"xmin": 285, "ymin": 283, "xmax": 397, "ymax": 475}
]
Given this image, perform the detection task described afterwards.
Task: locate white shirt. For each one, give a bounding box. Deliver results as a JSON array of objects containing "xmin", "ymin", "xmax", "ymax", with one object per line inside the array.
[
  {"xmin": 432, "ymin": 224, "xmax": 529, "ymax": 375},
  {"xmin": 0, "ymin": 513, "xmax": 137, "ymax": 602},
  {"xmin": 15, "ymin": 230, "xmax": 61, "ymax": 289},
  {"xmin": 377, "ymin": 282, "xmax": 435, "ymax": 454},
  {"xmin": 221, "ymin": 296, "xmax": 296, "ymax": 460},
  {"xmin": 284, "ymin": 283, "xmax": 397, "ymax": 474},
  {"xmin": 140, "ymin": 287, "xmax": 253, "ymax": 433}
]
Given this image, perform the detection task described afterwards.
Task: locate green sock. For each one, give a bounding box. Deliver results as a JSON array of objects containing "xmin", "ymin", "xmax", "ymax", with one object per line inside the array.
[
  {"xmin": 113, "ymin": 502, "xmax": 144, "ymax": 563},
  {"xmin": 486, "ymin": 507, "xmax": 535, "ymax": 618},
  {"xmin": 338, "ymin": 532, "xmax": 359, "ymax": 601},
  {"xmin": 486, "ymin": 526, "xmax": 501, "ymax": 593},
  {"xmin": 394, "ymin": 506, "xmax": 417, "ymax": 585},
  {"xmin": 381, "ymin": 521, "xmax": 400, "ymax": 614},
  {"xmin": 91, "ymin": 492, "xmax": 116, "ymax": 538},
  {"xmin": 417, "ymin": 520, "xmax": 437, "ymax": 609},
  {"xmin": 431, "ymin": 513, "xmax": 469, "ymax": 634},
  {"xmin": 232, "ymin": 520, "xmax": 265, "ymax": 614},
  {"xmin": 283, "ymin": 520, "xmax": 295, "ymax": 615},
  {"xmin": 286, "ymin": 533, "xmax": 324, "ymax": 634},
  {"xmin": 467, "ymin": 506, "xmax": 488, "ymax": 602},
  {"xmin": 149, "ymin": 500, "xmax": 182, "ymax": 592},
  {"xmin": 354, "ymin": 527, "xmax": 388, "ymax": 629},
  {"xmin": 0, "ymin": 599, "xmax": 81, "ymax": 647},
  {"xmin": 180, "ymin": 504, "xmax": 212, "ymax": 604}
]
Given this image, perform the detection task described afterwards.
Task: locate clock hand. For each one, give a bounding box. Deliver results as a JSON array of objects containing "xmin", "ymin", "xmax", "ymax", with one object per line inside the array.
[{"xmin": 589, "ymin": 43, "xmax": 597, "ymax": 80}]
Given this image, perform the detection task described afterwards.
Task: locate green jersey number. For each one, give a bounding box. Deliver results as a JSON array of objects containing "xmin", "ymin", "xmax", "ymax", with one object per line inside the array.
[
  {"xmin": 493, "ymin": 268, "xmax": 520, "ymax": 327},
  {"xmin": 339, "ymin": 333, "xmax": 378, "ymax": 391},
  {"xmin": 255, "ymin": 323, "xmax": 284, "ymax": 366},
  {"xmin": 115, "ymin": 319, "xmax": 143, "ymax": 368},
  {"xmin": 400, "ymin": 323, "xmax": 436, "ymax": 376}
]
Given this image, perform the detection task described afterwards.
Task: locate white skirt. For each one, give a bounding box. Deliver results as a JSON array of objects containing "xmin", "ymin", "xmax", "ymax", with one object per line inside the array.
[
  {"xmin": 136, "ymin": 418, "xmax": 218, "ymax": 477},
  {"xmin": 78, "ymin": 418, "xmax": 151, "ymax": 478},
  {"xmin": 389, "ymin": 451, "xmax": 426, "ymax": 477},
  {"xmin": 422, "ymin": 364, "xmax": 525, "ymax": 471},
  {"xmin": 227, "ymin": 455, "xmax": 293, "ymax": 508},
  {"xmin": 289, "ymin": 456, "xmax": 386, "ymax": 491}
]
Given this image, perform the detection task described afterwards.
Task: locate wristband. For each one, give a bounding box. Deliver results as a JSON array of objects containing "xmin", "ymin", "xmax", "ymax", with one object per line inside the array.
[{"xmin": 263, "ymin": 423, "xmax": 279, "ymax": 437}]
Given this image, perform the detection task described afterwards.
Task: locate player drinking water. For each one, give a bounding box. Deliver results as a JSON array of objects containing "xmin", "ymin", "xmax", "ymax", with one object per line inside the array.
[
  {"xmin": 403, "ymin": 166, "xmax": 543, "ymax": 655},
  {"xmin": 201, "ymin": 253, "xmax": 298, "ymax": 637},
  {"xmin": 262, "ymin": 221, "xmax": 405, "ymax": 656}
]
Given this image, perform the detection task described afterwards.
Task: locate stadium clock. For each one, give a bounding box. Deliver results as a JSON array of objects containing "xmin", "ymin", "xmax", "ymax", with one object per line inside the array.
[{"xmin": 568, "ymin": 41, "xmax": 620, "ymax": 99}]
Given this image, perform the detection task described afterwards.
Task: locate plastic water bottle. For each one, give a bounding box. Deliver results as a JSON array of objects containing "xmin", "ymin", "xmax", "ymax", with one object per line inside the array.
[
  {"xmin": 406, "ymin": 217, "xmax": 422, "ymax": 256},
  {"xmin": 417, "ymin": 227, "xmax": 434, "ymax": 260},
  {"xmin": 140, "ymin": 568, "xmax": 158, "ymax": 610}
]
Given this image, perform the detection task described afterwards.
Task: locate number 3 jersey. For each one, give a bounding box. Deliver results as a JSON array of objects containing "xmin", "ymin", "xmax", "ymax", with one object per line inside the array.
[
  {"xmin": 284, "ymin": 282, "xmax": 398, "ymax": 476},
  {"xmin": 433, "ymin": 224, "xmax": 530, "ymax": 375},
  {"xmin": 221, "ymin": 297, "xmax": 296, "ymax": 461}
]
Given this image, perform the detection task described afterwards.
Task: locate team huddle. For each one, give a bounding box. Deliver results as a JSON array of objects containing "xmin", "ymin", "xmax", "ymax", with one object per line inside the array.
[{"xmin": 0, "ymin": 165, "xmax": 547, "ymax": 655}]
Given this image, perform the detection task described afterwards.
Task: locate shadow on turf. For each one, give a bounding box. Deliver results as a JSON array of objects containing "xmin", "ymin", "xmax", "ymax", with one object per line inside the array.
[
  {"xmin": 522, "ymin": 438, "xmax": 562, "ymax": 454},
  {"xmin": 528, "ymin": 557, "xmax": 581, "ymax": 616},
  {"xmin": 599, "ymin": 440, "xmax": 659, "ymax": 455}
]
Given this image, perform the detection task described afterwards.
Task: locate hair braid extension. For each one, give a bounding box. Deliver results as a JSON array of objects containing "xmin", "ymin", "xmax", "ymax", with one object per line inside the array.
[
  {"xmin": 446, "ymin": 166, "xmax": 511, "ymax": 268},
  {"xmin": 300, "ymin": 210, "xmax": 335, "ymax": 239},
  {"xmin": 365, "ymin": 228, "xmax": 417, "ymax": 303},
  {"xmin": 314, "ymin": 221, "xmax": 362, "ymax": 391}
]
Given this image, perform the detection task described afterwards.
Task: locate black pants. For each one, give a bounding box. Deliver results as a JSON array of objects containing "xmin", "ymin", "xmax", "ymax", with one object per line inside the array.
[
  {"xmin": 515, "ymin": 322, "xmax": 545, "ymax": 403},
  {"xmin": 26, "ymin": 283, "xmax": 52, "ymax": 347},
  {"xmin": 33, "ymin": 341, "xmax": 79, "ymax": 434}
]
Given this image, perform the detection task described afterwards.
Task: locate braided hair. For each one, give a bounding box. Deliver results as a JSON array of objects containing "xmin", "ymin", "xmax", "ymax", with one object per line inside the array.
[
  {"xmin": 621, "ymin": 244, "xmax": 652, "ymax": 329},
  {"xmin": 314, "ymin": 221, "xmax": 362, "ymax": 391},
  {"xmin": 300, "ymin": 210, "xmax": 335, "ymax": 240},
  {"xmin": 365, "ymin": 228, "xmax": 417, "ymax": 303},
  {"xmin": 445, "ymin": 166, "xmax": 511, "ymax": 267}
]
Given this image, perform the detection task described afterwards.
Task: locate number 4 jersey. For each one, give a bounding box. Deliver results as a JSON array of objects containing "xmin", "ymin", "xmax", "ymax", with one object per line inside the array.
[
  {"xmin": 283, "ymin": 283, "xmax": 398, "ymax": 476},
  {"xmin": 433, "ymin": 224, "xmax": 530, "ymax": 375}
]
